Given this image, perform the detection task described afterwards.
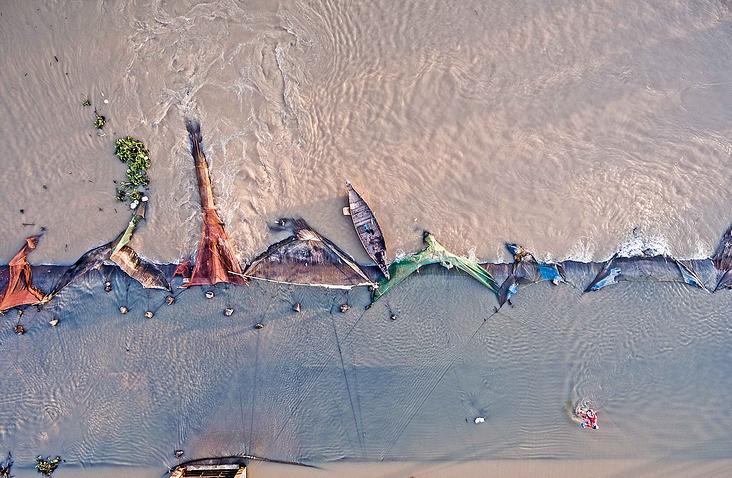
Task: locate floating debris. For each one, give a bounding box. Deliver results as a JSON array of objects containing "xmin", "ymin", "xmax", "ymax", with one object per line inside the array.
[
  {"xmin": 165, "ymin": 295, "xmax": 175, "ymax": 305},
  {"xmin": 339, "ymin": 304, "xmax": 351, "ymax": 313},
  {"xmin": 119, "ymin": 306, "xmax": 128, "ymax": 315},
  {"xmin": 49, "ymin": 319, "xmax": 59, "ymax": 327},
  {"xmin": 144, "ymin": 311, "xmax": 154, "ymax": 319},
  {"xmin": 254, "ymin": 323, "xmax": 264, "ymax": 329},
  {"xmin": 104, "ymin": 281, "xmax": 112, "ymax": 292},
  {"xmin": 474, "ymin": 417, "xmax": 485, "ymax": 424},
  {"xmin": 205, "ymin": 290, "xmax": 215, "ymax": 299},
  {"xmin": 173, "ymin": 450, "xmax": 185, "ymax": 459},
  {"xmin": 13, "ymin": 325, "xmax": 25, "ymax": 335},
  {"xmin": 293, "ymin": 302, "xmax": 301, "ymax": 312},
  {"xmin": 223, "ymin": 308, "xmax": 234, "ymax": 317}
]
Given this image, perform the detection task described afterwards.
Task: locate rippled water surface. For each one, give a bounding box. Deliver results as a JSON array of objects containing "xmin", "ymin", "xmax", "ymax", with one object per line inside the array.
[
  {"xmin": 1, "ymin": 268, "xmax": 732, "ymax": 476},
  {"xmin": 2, "ymin": 1, "xmax": 732, "ymax": 477},
  {"xmin": 3, "ymin": 0, "xmax": 732, "ymax": 265}
]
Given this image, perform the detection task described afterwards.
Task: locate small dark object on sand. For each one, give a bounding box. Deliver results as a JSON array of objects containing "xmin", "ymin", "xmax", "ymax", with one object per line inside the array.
[
  {"xmin": 254, "ymin": 323, "xmax": 264, "ymax": 329},
  {"xmin": 119, "ymin": 306, "xmax": 128, "ymax": 314},
  {"xmin": 224, "ymin": 308, "xmax": 234, "ymax": 316},
  {"xmin": 173, "ymin": 450, "xmax": 184, "ymax": 459},
  {"xmin": 205, "ymin": 290, "xmax": 215, "ymax": 299},
  {"xmin": 165, "ymin": 295, "xmax": 175, "ymax": 305},
  {"xmin": 340, "ymin": 304, "xmax": 350, "ymax": 313},
  {"xmin": 104, "ymin": 281, "xmax": 112, "ymax": 292},
  {"xmin": 390, "ymin": 313, "xmax": 397, "ymax": 320},
  {"xmin": 293, "ymin": 302, "xmax": 301, "ymax": 313},
  {"xmin": 144, "ymin": 311, "xmax": 154, "ymax": 319},
  {"xmin": 13, "ymin": 325, "xmax": 24, "ymax": 335}
]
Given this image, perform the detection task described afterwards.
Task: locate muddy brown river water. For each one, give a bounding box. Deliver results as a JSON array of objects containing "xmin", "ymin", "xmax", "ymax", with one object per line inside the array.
[{"xmin": 2, "ymin": 0, "xmax": 732, "ymax": 477}]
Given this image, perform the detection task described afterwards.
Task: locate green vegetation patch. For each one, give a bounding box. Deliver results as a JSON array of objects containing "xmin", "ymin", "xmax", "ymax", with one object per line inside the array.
[
  {"xmin": 35, "ymin": 456, "xmax": 63, "ymax": 477},
  {"xmin": 114, "ymin": 136, "xmax": 151, "ymax": 204},
  {"xmin": 94, "ymin": 113, "xmax": 106, "ymax": 129},
  {"xmin": 0, "ymin": 450, "xmax": 12, "ymax": 478}
]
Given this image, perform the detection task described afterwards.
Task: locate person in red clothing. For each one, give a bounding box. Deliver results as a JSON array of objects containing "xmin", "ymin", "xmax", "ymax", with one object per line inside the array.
[{"xmin": 579, "ymin": 408, "xmax": 598, "ymax": 429}]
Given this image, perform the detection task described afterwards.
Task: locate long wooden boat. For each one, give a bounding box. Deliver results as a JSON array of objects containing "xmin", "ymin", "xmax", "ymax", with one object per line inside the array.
[{"xmin": 345, "ymin": 181, "xmax": 390, "ymax": 279}]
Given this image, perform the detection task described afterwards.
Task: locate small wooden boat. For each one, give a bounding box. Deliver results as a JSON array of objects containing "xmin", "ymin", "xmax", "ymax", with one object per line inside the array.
[
  {"xmin": 345, "ymin": 181, "xmax": 390, "ymax": 279},
  {"xmin": 169, "ymin": 455, "xmax": 315, "ymax": 477}
]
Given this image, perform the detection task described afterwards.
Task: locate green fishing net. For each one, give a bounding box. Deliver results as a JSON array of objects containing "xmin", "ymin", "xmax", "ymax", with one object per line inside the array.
[{"xmin": 371, "ymin": 232, "xmax": 499, "ymax": 302}]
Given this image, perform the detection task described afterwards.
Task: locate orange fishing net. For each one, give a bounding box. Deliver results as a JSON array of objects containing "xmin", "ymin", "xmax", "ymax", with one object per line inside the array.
[
  {"xmin": 185, "ymin": 121, "xmax": 245, "ymax": 287},
  {"xmin": 172, "ymin": 259, "xmax": 191, "ymax": 279},
  {"xmin": 0, "ymin": 235, "xmax": 45, "ymax": 312}
]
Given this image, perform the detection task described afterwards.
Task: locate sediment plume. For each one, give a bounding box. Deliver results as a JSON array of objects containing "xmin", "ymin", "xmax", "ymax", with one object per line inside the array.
[{"xmin": 184, "ymin": 120, "xmax": 245, "ymax": 287}]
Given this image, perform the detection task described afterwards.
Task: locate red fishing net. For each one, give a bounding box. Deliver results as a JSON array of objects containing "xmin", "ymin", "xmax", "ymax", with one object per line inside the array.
[{"xmin": 0, "ymin": 235, "xmax": 45, "ymax": 312}]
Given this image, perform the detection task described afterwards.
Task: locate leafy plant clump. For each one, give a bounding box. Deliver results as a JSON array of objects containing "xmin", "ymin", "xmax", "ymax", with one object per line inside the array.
[
  {"xmin": 82, "ymin": 98, "xmax": 91, "ymax": 106},
  {"xmin": 0, "ymin": 450, "xmax": 12, "ymax": 478},
  {"xmin": 114, "ymin": 136, "xmax": 151, "ymax": 204},
  {"xmin": 94, "ymin": 113, "xmax": 106, "ymax": 129},
  {"xmin": 35, "ymin": 456, "xmax": 63, "ymax": 477}
]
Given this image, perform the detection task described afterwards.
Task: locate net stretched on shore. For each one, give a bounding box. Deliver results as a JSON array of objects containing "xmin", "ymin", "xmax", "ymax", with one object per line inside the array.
[
  {"xmin": 0, "ymin": 234, "xmax": 45, "ymax": 312},
  {"xmin": 184, "ymin": 121, "xmax": 245, "ymax": 287},
  {"xmin": 371, "ymin": 232, "xmax": 499, "ymax": 303}
]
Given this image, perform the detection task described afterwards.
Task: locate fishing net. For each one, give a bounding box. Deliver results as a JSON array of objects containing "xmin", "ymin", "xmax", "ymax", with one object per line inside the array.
[
  {"xmin": 371, "ymin": 232, "xmax": 498, "ymax": 302},
  {"xmin": 184, "ymin": 121, "xmax": 245, "ymax": 287},
  {"xmin": 0, "ymin": 234, "xmax": 45, "ymax": 312},
  {"xmin": 244, "ymin": 218, "xmax": 373, "ymax": 287}
]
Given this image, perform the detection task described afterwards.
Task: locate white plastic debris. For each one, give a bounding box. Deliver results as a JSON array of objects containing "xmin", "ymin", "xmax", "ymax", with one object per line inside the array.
[{"xmin": 474, "ymin": 417, "xmax": 485, "ymax": 424}]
